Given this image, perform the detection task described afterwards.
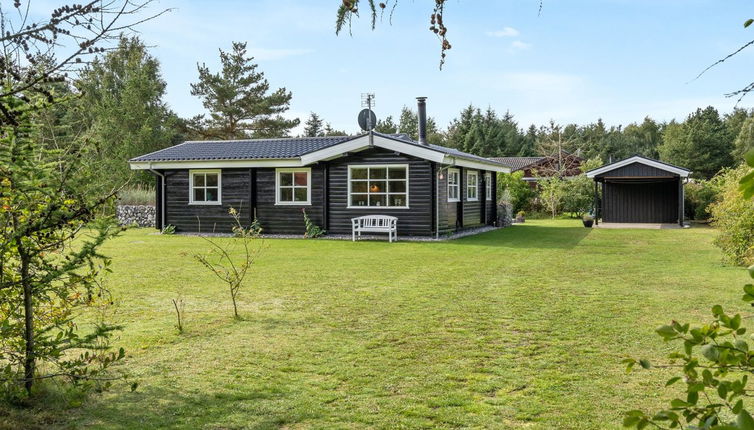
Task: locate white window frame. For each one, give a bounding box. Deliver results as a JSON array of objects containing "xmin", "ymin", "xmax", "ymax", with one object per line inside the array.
[
  {"xmin": 447, "ymin": 168, "xmax": 460, "ymax": 202},
  {"xmin": 275, "ymin": 168, "xmax": 312, "ymax": 206},
  {"xmin": 347, "ymin": 164, "xmax": 410, "ymax": 209},
  {"xmin": 485, "ymin": 172, "xmax": 492, "ymax": 201},
  {"xmin": 189, "ymin": 169, "xmax": 222, "ymax": 205},
  {"xmin": 467, "ymin": 170, "xmax": 478, "ymax": 201}
]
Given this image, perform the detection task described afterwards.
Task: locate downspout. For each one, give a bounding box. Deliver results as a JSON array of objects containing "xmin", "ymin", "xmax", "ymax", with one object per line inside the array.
[
  {"xmin": 435, "ymin": 160, "xmax": 455, "ymax": 239},
  {"xmin": 148, "ymin": 163, "xmax": 166, "ymax": 231}
]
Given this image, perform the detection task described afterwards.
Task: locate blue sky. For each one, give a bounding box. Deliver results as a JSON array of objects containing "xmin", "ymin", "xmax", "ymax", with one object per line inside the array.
[{"xmin": 128, "ymin": 0, "xmax": 753, "ymax": 134}]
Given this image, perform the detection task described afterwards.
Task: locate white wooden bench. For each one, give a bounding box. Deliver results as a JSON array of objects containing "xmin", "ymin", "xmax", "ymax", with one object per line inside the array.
[{"xmin": 351, "ymin": 215, "xmax": 398, "ymax": 242}]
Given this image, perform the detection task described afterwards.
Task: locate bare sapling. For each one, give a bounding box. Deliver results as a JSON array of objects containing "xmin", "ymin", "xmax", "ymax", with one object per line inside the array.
[{"xmin": 194, "ymin": 208, "xmax": 264, "ymax": 319}]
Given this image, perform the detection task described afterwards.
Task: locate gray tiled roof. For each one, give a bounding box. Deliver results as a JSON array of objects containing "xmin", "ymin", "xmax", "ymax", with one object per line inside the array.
[
  {"xmin": 130, "ymin": 133, "xmax": 507, "ymax": 168},
  {"xmin": 130, "ymin": 136, "xmax": 356, "ymax": 162},
  {"xmin": 489, "ymin": 157, "xmax": 543, "ymax": 171}
]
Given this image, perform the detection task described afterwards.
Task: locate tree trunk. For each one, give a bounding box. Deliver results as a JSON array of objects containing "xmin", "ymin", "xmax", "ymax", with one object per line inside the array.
[{"xmin": 19, "ymin": 242, "xmax": 34, "ymax": 395}]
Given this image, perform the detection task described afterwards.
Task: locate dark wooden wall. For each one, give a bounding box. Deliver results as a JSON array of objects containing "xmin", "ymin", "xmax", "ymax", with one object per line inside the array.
[
  {"xmin": 462, "ymin": 169, "xmax": 483, "ymax": 228},
  {"xmin": 596, "ymin": 162, "xmax": 676, "ymax": 179},
  {"xmin": 158, "ymin": 155, "xmax": 498, "ymax": 235},
  {"xmin": 326, "ymin": 148, "xmax": 433, "ymax": 236},
  {"xmin": 255, "ymin": 166, "xmax": 325, "ymax": 235},
  {"xmin": 602, "ymin": 179, "xmax": 679, "ymax": 223},
  {"xmin": 163, "ymin": 168, "xmax": 250, "ymax": 233}
]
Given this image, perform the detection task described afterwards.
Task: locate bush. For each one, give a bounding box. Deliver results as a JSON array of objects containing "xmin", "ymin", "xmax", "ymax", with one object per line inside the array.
[
  {"xmin": 118, "ymin": 184, "xmax": 155, "ymax": 206},
  {"xmin": 709, "ymin": 165, "xmax": 754, "ymax": 265},
  {"xmin": 684, "ymin": 181, "xmax": 717, "ymax": 220},
  {"xmin": 497, "ymin": 171, "xmax": 535, "ymax": 214}
]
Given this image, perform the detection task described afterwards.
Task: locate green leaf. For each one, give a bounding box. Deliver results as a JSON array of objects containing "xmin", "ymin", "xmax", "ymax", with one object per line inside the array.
[
  {"xmin": 734, "ymin": 399, "xmax": 745, "ymax": 414},
  {"xmin": 746, "ymin": 18, "xmax": 754, "ymax": 28},
  {"xmin": 738, "ymin": 410, "xmax": 754, "ymax": 430},
  {"xmin": 701, "ymin": 344, "xmax": 719, "ymax": 361},
  {"xmin": 712, "ymin": 305, "xmax": 724, "ymax": 316},
  {"xmin": 749, "ymin": 265, "xmax": 754, "ymax": 279},
  {"xmin": 666, "ymin": 376, "xmax": 682, "ymax": 387},
  {"xmin": 639, "ymin": 359, "xmax": 651, "ymax": 369},
  {"xmin": 656, "ymin": 325, "xmax": 677, "ymax": 338},
  {"xmin": 670, "ymin": 398, "xmax": 688, "ymax": 408}
]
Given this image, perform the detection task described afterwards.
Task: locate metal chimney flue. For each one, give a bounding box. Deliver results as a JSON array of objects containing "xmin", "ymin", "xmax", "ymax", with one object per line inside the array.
[{"xmin": 416, "ymin": 96, "xmax": 428, "ymax": 145}]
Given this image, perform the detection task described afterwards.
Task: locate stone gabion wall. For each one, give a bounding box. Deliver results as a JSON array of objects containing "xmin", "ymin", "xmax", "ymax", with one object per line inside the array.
[{"xmin": 116, "ymin": 205, "xmax": 156, "ymax": 228}]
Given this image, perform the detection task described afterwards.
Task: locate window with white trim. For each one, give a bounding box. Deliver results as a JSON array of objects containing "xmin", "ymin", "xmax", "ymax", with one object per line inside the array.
[
  {"xmin": 348, "ymin": 165, "xmax": 408, "ymax": 208},
  {"xmin": 467, "ymin": 171, "xmax": 478, "ymax": 201},
  {"xmin": 189, "ymin": 170, "xmax": 221, "ymax": 205},
  {"xmin": 276, "ymin": 168, "xmax": 311, "ymax": 205},
  {"xmin": 447, "ymin": 168, "xmax": 460, "ymax": 202},
  {"xmin": 485, "ymin": 172, "xmax": 492, "ymax": 201}
]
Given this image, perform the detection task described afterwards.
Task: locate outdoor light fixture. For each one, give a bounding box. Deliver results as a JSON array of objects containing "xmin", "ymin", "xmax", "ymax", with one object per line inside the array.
[{"xmin": 370, "ymin": 184, "xmax": 380, "ymax": 192}]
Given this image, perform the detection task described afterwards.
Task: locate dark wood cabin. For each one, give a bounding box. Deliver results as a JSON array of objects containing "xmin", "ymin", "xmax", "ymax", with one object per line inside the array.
[
  {"xmin": 491, "ymin": 151, "xmax": 583, "ymax": 189},
  {"xmin": 586, "ymin": 155, "xmax": 691, "ymax": 225},
  {"xmin": 130, "ymin": 132, "xmax": 509, "ymax": 237}
]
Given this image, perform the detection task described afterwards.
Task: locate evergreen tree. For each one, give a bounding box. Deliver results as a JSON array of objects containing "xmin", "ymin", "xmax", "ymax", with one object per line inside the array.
[
  {"xmin": 623, "ymin": 117, "xmax": 662, "ymax": 159},
  {"xmin": 303, "ymin": 112, "xmax": 325, "ymax": 137},
  {"xmin": 398, "ymin": 106, "xmax": 419, "ymax": 139},
  {"xmin": 190, "ymin": 42, "xmax": 299, "ymax": 139},
  {"xmin": 323, "ymin": 123, "xmax": 348, "ymax": 136},
  {"xmin": 733, "ymin": 115, "xmax": 754, "ymax": 160},
  {"xmin": 658, "ymin": 106, "xmax": 734, "ymax": 178},
  {"xmin": 375, "ymin": 115, "xmax": 398, "ymax": 134}
]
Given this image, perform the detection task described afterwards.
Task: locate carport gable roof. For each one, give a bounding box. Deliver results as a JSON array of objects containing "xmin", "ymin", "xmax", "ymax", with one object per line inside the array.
[{"xmin": 586, "ymin": 155, "xmax": 691, "ymax": 179}]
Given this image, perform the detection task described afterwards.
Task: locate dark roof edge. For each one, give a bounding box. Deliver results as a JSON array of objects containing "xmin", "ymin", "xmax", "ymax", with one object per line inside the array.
[{"xmin": 586, "ymin": 154, "xmax": 691, "ymax": 176}]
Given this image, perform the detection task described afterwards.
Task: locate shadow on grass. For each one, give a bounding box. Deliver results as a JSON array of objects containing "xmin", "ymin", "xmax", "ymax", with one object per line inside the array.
[
  {"xmin": 451, "ymin": 223, "xmax": 592, "ymax": 250},
  {"xmin": 13, "ymin": 382, "xmax": 318, "ymax": 430}
]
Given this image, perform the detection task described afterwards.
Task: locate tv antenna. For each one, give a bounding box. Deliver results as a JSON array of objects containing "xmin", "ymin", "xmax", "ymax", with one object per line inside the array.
[{"xmin": 359, "ymin": 93, "xmax": 376, "ymax": 145}]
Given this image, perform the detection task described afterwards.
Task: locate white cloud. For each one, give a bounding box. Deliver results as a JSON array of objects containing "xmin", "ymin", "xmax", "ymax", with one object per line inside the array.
[
  {"xmin": 486, "ymin": 27, "xmax": 520, "ymax": 38},
  {"xmin": 509, "ymin": 41, "xmax": 532, "ymax": 51}
]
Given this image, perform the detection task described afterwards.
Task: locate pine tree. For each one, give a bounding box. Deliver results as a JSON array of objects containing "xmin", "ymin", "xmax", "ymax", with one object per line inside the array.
[
  {"xmin": 375, "ymin": 115, "xmax": 398, "ymax": 134},
  {"xmin": 190, "ymin": 42, "xmax": 299, "ymax": 139},
  {"xmin": 0, "ymin": 98, "xmax": 124, "ymax": 397},
  {"xmin": 304, "ymin": 112, "xmax": 325, "ymax": 137}
]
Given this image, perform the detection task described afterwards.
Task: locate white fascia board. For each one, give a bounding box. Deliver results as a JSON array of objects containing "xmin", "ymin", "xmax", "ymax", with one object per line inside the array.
[
  {"xmin": 130, "ymin": 158, "xmax": 303, "ymax": 170},
  {"xmin": 299, "ymin": 135, "xmax": 372, "ymax": 165},
  {"xmin": 447, "ymin": 156, "xmax": 511, "ymax": 173},
  {"xmin": 586, "ymin": 156, "xmax": 690, "ymax": 178}
]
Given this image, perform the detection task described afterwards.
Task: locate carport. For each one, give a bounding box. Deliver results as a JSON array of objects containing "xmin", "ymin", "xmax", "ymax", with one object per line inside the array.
[{"xmin": 586, "ymin": 155, "xmax": 691, "ymax": 226}]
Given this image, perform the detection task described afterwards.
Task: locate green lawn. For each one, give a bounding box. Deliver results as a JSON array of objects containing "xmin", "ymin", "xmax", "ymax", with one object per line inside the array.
[{"xmin": 3, "ymin": 220, "xmax": 748, "ymax": 429}]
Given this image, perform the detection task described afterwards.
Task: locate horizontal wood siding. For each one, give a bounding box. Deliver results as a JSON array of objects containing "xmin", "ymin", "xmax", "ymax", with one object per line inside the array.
[
  {"xmin": 437, "ymin": 166, "xmax": 455, "ymax": 234},
  {"xmin": 255, "ymin": 167, "xmax": 325, "ymax": 234},
  {"xmin": 327, "ymin": 148, "xmax": 433, "ymax": 236},
  {"xmin": 603, "ymin": 179, "xmax": 679, "ymax": 223},
  {"xmin": 463, "ymin": 169, "xmax": 483, "ymax": 228},
  {"xmin": 484, "ymin": 172, "xmax": 496, "ymax": 224},
  {"xmin": 164, "ymin": 169, "xmax": 251, "ymax": 233},
  {"xmin": 597, "ymin": 162, "xmax": 677, "ymax": 178}
]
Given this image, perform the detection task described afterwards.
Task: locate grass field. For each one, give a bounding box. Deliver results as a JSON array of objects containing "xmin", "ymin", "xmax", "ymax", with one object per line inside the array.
[{"xmin": 2, "ymin": 220, "xmax": 748, "ymax": 429}]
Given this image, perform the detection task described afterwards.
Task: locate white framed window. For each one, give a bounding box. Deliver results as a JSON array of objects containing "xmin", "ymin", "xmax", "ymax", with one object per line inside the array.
[
  {"xmin": 189, "ymin": 169, "xmax": 221, "ymax": 205},
  {"xmin": 348, "ymin": 164, "xmax": 409, "ymax": 208},
  {"xmin": 275, "ymin": 168, "xmax": 311, "ymax": 205},
  {"xmin": 467, "ymin": 171, "xmax": 478, "ymax": 201},
  {"xmin": 485, "ymin": 172, "xmax": 492, "ymax": 201},
  {"xmin": 447, "ymin": 168, "xmax": 460, "ymax": 202}
]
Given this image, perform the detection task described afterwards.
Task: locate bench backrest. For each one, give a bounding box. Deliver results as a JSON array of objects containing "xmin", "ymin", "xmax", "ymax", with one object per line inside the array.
[{"xmin": 352, "ymin": 215, "xmax": 397, "ymax": 228}]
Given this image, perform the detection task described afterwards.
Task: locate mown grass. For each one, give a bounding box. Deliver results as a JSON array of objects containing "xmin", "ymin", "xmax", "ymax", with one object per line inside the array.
[{"xmin": 1, "ymin": 220, "xmax": 747, "ymax": 429}]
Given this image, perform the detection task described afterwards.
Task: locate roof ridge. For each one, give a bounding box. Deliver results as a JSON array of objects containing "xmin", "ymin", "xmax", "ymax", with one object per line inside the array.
[{"xmin": 182, "ymin": 135, "xmax": 354, "ymax": 144}]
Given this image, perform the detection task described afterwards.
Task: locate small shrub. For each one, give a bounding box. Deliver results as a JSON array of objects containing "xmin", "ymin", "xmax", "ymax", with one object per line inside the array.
[
  {"xmin": 302, "ymin": 208, "xmax": 325, "ymax": 238},
  {"xmin": 117, "ymin": 184, "xmax": 155, "ymax": 206},
  {"xmin": 161, "ymin": 224, "xmax": 176, "ymax": 235}
]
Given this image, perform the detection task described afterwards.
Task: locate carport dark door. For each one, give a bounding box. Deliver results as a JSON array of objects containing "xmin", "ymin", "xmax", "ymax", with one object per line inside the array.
[{"xmin": 603, "ymin": 180, "xmax": 678, "ymax": 223}]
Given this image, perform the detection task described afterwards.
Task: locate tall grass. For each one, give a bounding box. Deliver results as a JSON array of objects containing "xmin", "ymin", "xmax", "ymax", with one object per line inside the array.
[{"xmin": 117, "ymin": 184, "xmax": 155, "ymax": 206}]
